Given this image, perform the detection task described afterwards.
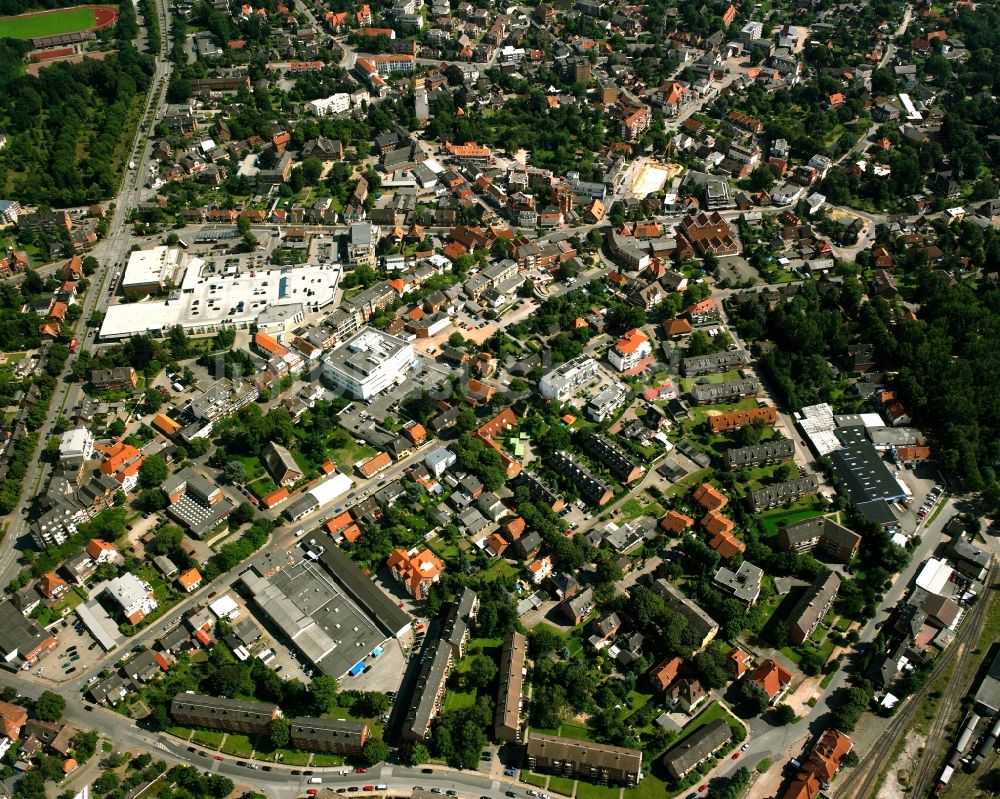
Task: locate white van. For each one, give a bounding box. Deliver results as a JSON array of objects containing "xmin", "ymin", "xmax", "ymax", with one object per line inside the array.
[
  {"xmin": 294, "ymin": 529, "xmax": 306, "ymax": 538},
  {"xmin": 309, "ymin": 778, "xmax": 323, "ymax": 785}
]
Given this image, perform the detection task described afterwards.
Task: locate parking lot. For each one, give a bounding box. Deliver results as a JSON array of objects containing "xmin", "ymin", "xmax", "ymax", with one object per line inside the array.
[{"xmin": 42, "ymin": 615, "xmax": 101, "ymax": 684}]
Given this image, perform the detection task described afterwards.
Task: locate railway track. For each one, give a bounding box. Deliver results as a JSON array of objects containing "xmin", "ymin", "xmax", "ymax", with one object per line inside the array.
[{"xmin": 835, "ymin": 562, "xmax": 996, "ymax": 799}]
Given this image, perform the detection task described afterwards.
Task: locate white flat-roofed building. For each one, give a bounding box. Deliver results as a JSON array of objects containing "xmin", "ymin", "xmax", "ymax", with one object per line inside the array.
[
  {"xmin": 99, "ymin": 263, "xmax": 340, "ymax": 340},
  {"xmin": 322, "ymin": 329, "xmax": 416, "ymax": 400},
  {"xmin": 122, "ymin": 246, "xmax": 183, "ymax": 295},
  {"xmin": 308, "ymin": 93, "xmax": 351, "ymax": 115},
  {"xmin": 538, "ymin": 355, "xmax": 599, "ymax": 401},
  {"xmin": 105, "ymin": 573, "xmax": 157, "ymax": 624},
  {"xmin": 58, "ymin": 428, "xmax": 95, "ymax": 466}
]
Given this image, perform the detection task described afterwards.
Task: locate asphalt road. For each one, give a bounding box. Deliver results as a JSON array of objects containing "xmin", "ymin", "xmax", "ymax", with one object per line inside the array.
[{"xmin": 705, "ymin": 495, "xmax": 965, "ymax": 788}]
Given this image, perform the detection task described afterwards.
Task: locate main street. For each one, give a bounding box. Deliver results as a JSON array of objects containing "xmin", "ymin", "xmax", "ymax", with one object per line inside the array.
[{"xmin": 0, "ymin": 0, "xmax": 175, "ymax": 588}]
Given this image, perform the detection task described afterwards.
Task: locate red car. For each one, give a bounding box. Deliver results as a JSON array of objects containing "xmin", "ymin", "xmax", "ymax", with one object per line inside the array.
[
  {"xmin": 363, "ymin": 787, "xmax": 375, "ymax": 792},
  {"xmin": 698, "ymin": 786, "xmax": 708, "ymax": 793},
  {"xmin": 307, "ymin": 791, "xmax": 319, "ymax": 795},
  {"xmin": 356, "ymin": 769, "xmax": 368, "ymax": 774},
  {"xmin": 214, "ymin": 756, "xmax": 224, "ymax": 761},
  {"xmin": 731, "ymin": 753, "xmax": 740, "ymax": 760}
]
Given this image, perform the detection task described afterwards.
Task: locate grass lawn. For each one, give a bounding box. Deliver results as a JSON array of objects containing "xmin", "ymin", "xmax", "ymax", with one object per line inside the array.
[
  {"xmin": 680, "ymin": 370, "xmax": 744, "ymax": 394},
  {"xmin": 521, "ymin": 772, "xmax": 548, "ymax": 788},
  {"xmin": 0, "ymin": 6, "xmax": 97, "ymax": 39},
  {"xmin": 558, "ymin": 721, "xmax": 592, "ymax": 741},
  {"xmin": 548, "ymin": 777, "xmax": 576, "ymax": 796},
  {"xmin": 575, "ymin": 782, "xmax": 620, "ymax": 799},
  {"xmin": 758, "ymin": 506, "xmax": 825, "ymax": 537},
  {"xmin": 619, "ymin": 690, "xmax": 653, "ymax": 722},
  {"xmin": 443, "ymin": 690, "xmax": 476, "ymax": 711},
  {"xmin": 329, "ymin": 440, "xmax": 377, "ymax": 472},
  {"xmin": 664, "ymin": 467, "xmax": 713, "ymax": 498},
  {"xmin": 167, "ymin": 726, "xmax": 193, "ymax": 740},
  {"xmin": 191, "ymin": 730, "xmax": 224, "ymax": 748},
  {"xmin": 259, "ymin": 748, "xmax": 311, "ymax": 765},
  {"xmin": 311, "ymin": 753, "xmax": 345, "ymax": 767},
  {"xmin": 626, "ymin": 774, "xmax": 669, "ymax": 799},
  {"xmin": 674, "ymin": 701, "xmax": 740, "ymax": 745},
  {"xmin": 620, "ymin": 498, "xmax": 664, "ymax": 521},
  {"xmin": 239, "ymin": 455, "xmax": 266, "ymax": 480},
  {"xmin": 221, "ymin": 734, "xmax": 254, "ymax": 757}
]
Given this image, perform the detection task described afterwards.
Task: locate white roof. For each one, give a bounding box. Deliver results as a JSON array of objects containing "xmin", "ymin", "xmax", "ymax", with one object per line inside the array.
[
  {"xmin": 122, "ymin": 246, "xmax": 181, "ymax": 289},
  {"xmin": 209, "ymin": 594, "xmax": 239, "ymax": 618},
  {"xmin": 307, "ymin": 472, "xmax": 354, "ymax": 507},
  {"xmin": 916, "ymin": 557, "xmax": 953, "ymax": 596}
]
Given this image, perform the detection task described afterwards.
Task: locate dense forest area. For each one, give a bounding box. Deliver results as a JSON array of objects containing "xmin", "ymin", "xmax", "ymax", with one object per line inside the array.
[
  {"xmin": 728, "ymin": 261, "xmax": 1000, "ymax": 500},
  {"xmin": 0, "ymin": 0, "xmax": 152, "ymax": 205}
]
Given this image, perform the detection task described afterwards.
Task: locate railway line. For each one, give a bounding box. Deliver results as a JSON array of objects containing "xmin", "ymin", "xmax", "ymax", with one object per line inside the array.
[{"xmin": 834, "ymin": 561, "xmax": 997, "ymax": 799}]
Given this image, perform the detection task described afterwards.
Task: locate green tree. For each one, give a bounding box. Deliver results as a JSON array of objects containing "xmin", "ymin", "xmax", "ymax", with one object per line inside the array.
[
  {"xmin": 361, "ymin": 738, "xmax": 389, "ymax": 766},
  {"xmin": 467, "ymin": 656, "xmax": 497, "ymax": 690},
  {"xmin": 35, "ymin": 691, "xmax": 66, "ymax": 722},
  {"xmin": 269, "ymin": 716, "xmax": 290, "ymax": 748},
  {"xmin": 404, "ymin": 742, "xmax": 430, "ymax": 766},
  {"xmin": 139, "ymin": 455, "xmax": 168, "ymax": 489},
  {"xmin": 773, "ymin": 703, "xmax": 796, "ymax": 725},
  {"xmin": 308, "ymin": 675, "xmax": 339, "ymax": 713}
]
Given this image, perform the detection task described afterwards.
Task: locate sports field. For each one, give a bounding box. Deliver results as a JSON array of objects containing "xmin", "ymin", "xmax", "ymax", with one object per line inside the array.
[{"xmin": 0, "ymin": 6, "xmax": 101, "ymax": 39}]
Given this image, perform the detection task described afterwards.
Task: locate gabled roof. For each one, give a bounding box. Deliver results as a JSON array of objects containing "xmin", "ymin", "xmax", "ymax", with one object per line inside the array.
[{"xmin": 750, "ymin": 659, "xmax": 792, "ymax": 700}]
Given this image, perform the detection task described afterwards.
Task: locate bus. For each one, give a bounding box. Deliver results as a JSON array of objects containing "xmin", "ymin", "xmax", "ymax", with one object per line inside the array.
[{"xmin": 177, "ymin": 239, "xmax": 189, "ymax": 249}]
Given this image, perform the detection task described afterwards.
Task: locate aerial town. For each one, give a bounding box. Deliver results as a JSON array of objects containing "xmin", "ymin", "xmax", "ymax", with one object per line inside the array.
[{"xmin": 0, "ymin": 0, "xmax": 997, "ymax": 796}]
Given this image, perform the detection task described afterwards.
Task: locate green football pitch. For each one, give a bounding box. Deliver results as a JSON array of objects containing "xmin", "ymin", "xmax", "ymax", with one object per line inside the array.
[{"xmin": 0, "ymin": 7, "xmax": 97, "ymax": 39}]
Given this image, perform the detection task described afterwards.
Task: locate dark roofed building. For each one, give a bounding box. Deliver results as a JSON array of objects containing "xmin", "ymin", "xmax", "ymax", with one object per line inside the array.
[
  {"xmin": 579, "ymin": 433, "xmax": 644, "ymax": 483},
  {"xmin": 551, "ymin": 451, "xmax": 614, "ymax": 507},
  {"xmin": 494, "ymin": 630, "xmax": 527, "ymax": 743},
  {"xmin": 290, "ymin": 717, "xmax": 369, "ymax": 755},
  {"xmin": 661, "ymin": 719, "xmax": 732, "ymax": 779},
  {"xmin": 788, "ymin": 572, "xmax": 841, "ymax": 645},
  {"xmin": 749, "ymin": 475, "xmax": 819, "ymax": 511},
  {"xmin": 830, "ymin": 441, "xmax": 909, "ymax": 506},
  {"xmin": 681, "ymin": 351, "xmax": 746, "ymax": 377},
  {"xmin": 690, "ymin": 378, "xmax": 758, "ymax": 405},
  {"xmin": 526, "ymin": 732, "xmax": 643, "ymax": 786},
  {"xmin": 776, "ymin": 516, "xmax": 860, "ymax": 562},
  {"xmin": 170, "ymin": 693, "xmax": 280, "ymax": 735},
  {"xmin": 725, "ymin": 438, "xmax": 795, "ymax": 469}
]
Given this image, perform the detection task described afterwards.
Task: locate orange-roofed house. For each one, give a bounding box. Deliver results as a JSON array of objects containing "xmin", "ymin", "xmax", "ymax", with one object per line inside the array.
[
  {"xmin": 60, "ymin": 256, "xmax": 84, "ymax": 281},
  {"xmin": 749, "ymin": 659, "xmax": 793, "ymax": 704},
  {"xmin": 404, "ymin": 423, "xmax": 427, "ymax": 446},
  {"xmin": 693, "ymin": 482, "xmax": 728, "ymax": 512},
  {"xmin": 527, "ymin": 554, "xmax": 554, "ymax": 584},
  {"xmin": 609, "ymin": 328, "xmax": 652, "ymax": 372},
  {"xmin": 708, "ymin": 528, "xmax": 745, "ymax": 560},
  {"xmin": 326, "ymin": 512, "xmax": 362, "ymax": 543},
  {"xmin": 661, "ymin": 510, "xmax": 694, "ymax": 535},
  {"xmin": 86, "ymin": 539, "xmax": 117, "ymax": 564},
  {"xmin": 728, "ymin": 647, "xmax": 751, "ymax": 678},
  {"xmin": 485, "ymin": 532, "xmax": 509, "ymax": 557},
  {"xmin": 62, "ymin": 759, "xmax": 77, "ymax": 774},
  {"xmin": 649, "ymin": 656, "xmax": 683, "ymax": 691},
  {"xmin": 387, "ymin": 547, "xmax": 444, "ymax": 600},
  {"xmin": 272, "ymin": 132, "xmax": 291, "ymax": 152},
  {"xmin": 253, "ymin": 332, "xmax": 290, "ymax": 359},
  {"xmin": 445, "ymin": 141, "xmax": 491, "ymax": 164},
  {"xmin": 358, "ymin": 451, "xmax": 392, "ymax": 478},
  {"xmin": 702, "ymin": 510, "xmax": 736, "ymax": 537},
  {"xmin": 828, "ymin": 93, "xmax": 845, "ymax": 107},
  {"xmin": 98, "ymin": 442, "xmax": 145, "ymax": 493},
  {"xmin": 320, "ymin": 461, "xmax": 335, "ymax": 475},
  {"xmin": 0, "ymin": 701, "xmax": 27, "ymax": 740},
  {"xmin": 177, "ymin": 568, "xmax": 203, "ymax": 593},
  {"xmin": 708, "ymin": 406, "xmax": 778, "ymax": 434},
  {"xmin": 503, "ymin": 517, "xmax": 526, "ymax": 542},
  {"xmin": 261, "ymin": 487, "xmax": 290, "ymax": 509},
  {"xmin": 151, "ymin": 414, "xmax": 182, "ymax": 436},
  {"xmin": 39, "ymin": 571, "xmax": 69, "ymax": 602},
  {"xmin": 686, "ymin": 297, "xmax": 720, "ymax": 324},
  {"xmin": 48, "ymin": 302, "xmax": 68, "ymax": 323},
  {"xmin": 783, "ymin": 730, "xmax": 853, "ymax": 799},
  {"xmin": 584, "ymin": 198, "xmax": 605, "ymax": 223}
]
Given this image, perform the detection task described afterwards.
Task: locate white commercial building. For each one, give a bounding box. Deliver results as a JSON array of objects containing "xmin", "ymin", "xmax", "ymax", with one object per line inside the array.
[
  {"xmin": 105, "ymin": 573, "xmax": 158, "ymax": 623},
  {"xmin": 100, "ymin": 262, "xmax": 340, "ymax": 340},
  {"xmin": 322, "ymin": 329, "xmax": 417, "ymax": 401},
  {"xmin": 539, "ymin": 355, "xmax": 599, "ymax": 401},
  {"xmin": 307, "ymin": 93, "xmax": 351, "ymax": 116},
  {"xmin": 58, "ymin": 428, "xmax": 95, "ymax": 466},
  {"xmin": 121, "ymin": 246, "xmax": 183, "ymax": 296},
  {"xmin": 608, "ymin": 330, "xmax": 652, "ymax": 373}
]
